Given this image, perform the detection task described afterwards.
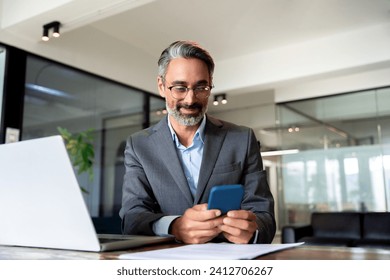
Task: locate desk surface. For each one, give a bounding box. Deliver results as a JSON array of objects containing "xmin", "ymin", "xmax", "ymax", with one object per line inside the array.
[{"xmin": 1, "ymin": 243, "xmax": 390, "ymax": 260}]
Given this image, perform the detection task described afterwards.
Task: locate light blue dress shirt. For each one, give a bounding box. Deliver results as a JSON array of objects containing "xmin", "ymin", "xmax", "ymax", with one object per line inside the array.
[{"xmin": 152, "ymin": 116, "xmax": 206, "ymax": 236}]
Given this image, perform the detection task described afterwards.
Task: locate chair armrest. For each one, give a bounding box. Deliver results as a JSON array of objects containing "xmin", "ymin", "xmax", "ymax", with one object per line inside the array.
[{"xmin": 281, "ymin": 224, "xmax": 313, "ymax": 243}]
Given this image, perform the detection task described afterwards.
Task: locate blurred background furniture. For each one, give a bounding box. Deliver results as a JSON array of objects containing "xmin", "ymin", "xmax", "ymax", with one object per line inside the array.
[{"xmin": 282, "ymin": 212, "xmax": 390, "ymax": 249}]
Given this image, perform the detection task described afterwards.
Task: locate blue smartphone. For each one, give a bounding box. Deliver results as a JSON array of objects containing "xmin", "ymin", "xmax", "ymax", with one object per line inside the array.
[{"xmin": 207, "ymin": 184, "xmax": 244, "ymax": 214}]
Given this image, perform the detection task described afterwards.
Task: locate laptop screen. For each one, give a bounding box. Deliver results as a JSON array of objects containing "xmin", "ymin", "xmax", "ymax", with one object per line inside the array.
[{"xmin": 0, "ymin": 136, "xmax": 101, "ymax": 251}]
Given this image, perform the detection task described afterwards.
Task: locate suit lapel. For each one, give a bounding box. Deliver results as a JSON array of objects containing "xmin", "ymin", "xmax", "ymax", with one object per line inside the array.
[
  {"xmin": 151, "ymin": 117, "xmax": 194, "ymax": 206},
  {"xmin": 194, "ymin": 117, "xmax": 227, "ymax": 204}
]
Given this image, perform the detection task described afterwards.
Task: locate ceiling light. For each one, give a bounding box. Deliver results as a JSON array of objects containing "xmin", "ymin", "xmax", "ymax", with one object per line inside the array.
[
  {"xmin": 213, "ymin": 93, "xmax": 228, "ymax": 106},
  {"xmin": 288, "ymin": 126, "xmax": 300, "ymax": 133},
  {"xmin": 42, "ymin": 21, "xmax": 61, "ymax": 41},
  {"xmin": 221, "ymin": 95, "xmax": 227, "ymax": 104},
  {"xmin": 213, "ymin": 96, "xmax": 219, "ymax": 106},
  {"xmin": 53, "ymin": 23, "xmax": 60, "ymax": 38},
  {"xmin": 41, "ymin": 28, "xmax": 49, "ymax": 41},
  {"xmin": 261, "ymin": 149, "xmax": 299, "ymax": 157}
]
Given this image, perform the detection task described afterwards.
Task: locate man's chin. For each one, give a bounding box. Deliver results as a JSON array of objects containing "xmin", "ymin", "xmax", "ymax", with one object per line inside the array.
[
  {"xmin": 181, "ymin": 112, "xmax": 200, "ymax": 119},
  {"xmin": 166, "ymin": 105, "xmax": 206, "ymax": 126},
  {"xmin": 174, "ymin": 114, "xmax": 203, "ymax": 126},
  {"xmin": 178, "ymin": 108, "xmax": 202, "ymax": 119}
]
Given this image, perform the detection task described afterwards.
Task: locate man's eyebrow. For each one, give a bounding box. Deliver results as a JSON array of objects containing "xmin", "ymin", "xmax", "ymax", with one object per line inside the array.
[
  {"xmin": 170, "ymin": 80, "xmax": 187, "ymax": 86},
  {"xmin": 195, "ymin": 80, "xmax": 209, "ymax": 85},
  {"xmin": 170, "ymin": 80, "xmax": 209, "ymax": 86}
]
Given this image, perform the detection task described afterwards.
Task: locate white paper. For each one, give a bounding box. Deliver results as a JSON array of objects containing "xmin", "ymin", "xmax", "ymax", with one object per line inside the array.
[{"xmin": 119, "ymin": 242, "xmax": 304, "ymax": 260}]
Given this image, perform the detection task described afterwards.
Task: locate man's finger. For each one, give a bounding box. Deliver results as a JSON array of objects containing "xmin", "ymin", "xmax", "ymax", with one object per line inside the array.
[
  {"xmin": 186, "ymin": 205, "xmax": 221, "ymax": 221},
  {"xmin": 227, "ymin": 210, "xmax": 256, "ymax": 220}
]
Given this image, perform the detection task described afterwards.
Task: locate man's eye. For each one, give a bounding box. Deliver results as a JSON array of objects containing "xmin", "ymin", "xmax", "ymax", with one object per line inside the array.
[
  {"xmin": 173, "ymin": 86, "xmax": 187, "ymax": 92},
  {"xmin": 194, "ymin": 87, "xmax": 208, "ymax": 92}
]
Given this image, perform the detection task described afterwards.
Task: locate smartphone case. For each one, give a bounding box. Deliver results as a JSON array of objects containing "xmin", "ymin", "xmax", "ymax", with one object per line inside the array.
[{"xmin": 207, "ymin": 184, "xmax": 244, "ymax": 214}]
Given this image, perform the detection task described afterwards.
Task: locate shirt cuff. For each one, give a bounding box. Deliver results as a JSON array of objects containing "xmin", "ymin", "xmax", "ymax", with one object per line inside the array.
[
  {"xmin": 252, "ymin": 229, "xmax": 259, "ymax": 244},
  {"xmin": 152, "ymin": 215, "xmax": 180, "ymax": 237}
]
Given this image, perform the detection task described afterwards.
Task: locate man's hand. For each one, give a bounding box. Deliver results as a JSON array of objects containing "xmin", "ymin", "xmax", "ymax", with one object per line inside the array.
[
  {"xmin": 170, "ymin": 203, "xmax": 223, "ymax": 244},
  {"xmin": 219, "ymin": 210, "xmax": 258, "ymax": 244}
]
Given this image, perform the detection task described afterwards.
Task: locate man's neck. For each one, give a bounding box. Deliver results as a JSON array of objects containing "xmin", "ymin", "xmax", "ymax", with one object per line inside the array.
[{"xmin": 169, "ymin": 116, "xmax": 200, "ymax": 147}]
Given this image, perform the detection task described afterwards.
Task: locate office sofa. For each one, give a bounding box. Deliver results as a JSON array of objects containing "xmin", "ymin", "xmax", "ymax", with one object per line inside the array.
[{"xmin": 281, "ymin": 212, "xmax": 390, "ymax": 248}]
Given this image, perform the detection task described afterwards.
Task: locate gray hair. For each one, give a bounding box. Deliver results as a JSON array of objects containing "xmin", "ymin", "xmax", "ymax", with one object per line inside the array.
[{"xmin": 158, "ymin": 41, "xmax": 215, "ymax": 80}]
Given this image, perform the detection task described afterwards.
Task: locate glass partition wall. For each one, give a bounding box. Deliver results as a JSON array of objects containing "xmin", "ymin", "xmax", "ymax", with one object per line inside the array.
[
  {"xmin": 0, "ymin": 46, "xmax": 6, "ymax": 130},
  {"xmin": 22, "ymin": 55, "xmax": 166, "ymax": 222},
  {"xmin": 275, "ymin": 88, "xmax": 390, "ymax": 226}
]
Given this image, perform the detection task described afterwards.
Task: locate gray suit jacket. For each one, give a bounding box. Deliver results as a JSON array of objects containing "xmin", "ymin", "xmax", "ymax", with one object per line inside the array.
[{"xmin": 119, "ymin": 115, "xmax": 276, "ymax": 243}]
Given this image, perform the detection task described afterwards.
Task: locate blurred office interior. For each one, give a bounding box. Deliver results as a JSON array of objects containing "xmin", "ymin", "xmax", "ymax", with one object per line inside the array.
[{"xmin": 1, "ymin": 0, "xmax": 390, "ymax": 235}]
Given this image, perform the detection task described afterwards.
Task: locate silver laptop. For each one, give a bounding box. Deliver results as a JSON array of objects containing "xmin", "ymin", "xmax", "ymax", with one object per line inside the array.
[{"xmin": 0, "ymin": 135, "xmax": 173, "ymax": 252}]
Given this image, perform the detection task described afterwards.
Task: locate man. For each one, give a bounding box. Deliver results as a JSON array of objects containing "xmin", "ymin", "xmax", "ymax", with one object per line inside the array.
[{"xmin": 120, "ymin": 41, "xmax": 275, "ymax": 244}]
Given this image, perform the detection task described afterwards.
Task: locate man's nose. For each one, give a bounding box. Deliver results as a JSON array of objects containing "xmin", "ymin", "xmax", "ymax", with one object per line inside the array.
[{"xmin": 183, "ymin": 89, "xmax": 197, "ymax": 102}]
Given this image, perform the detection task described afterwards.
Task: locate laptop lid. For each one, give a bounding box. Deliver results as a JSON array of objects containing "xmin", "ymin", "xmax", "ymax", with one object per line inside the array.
[{"xmin": 0, "ymin": 136, "xmax": 172, "ymax": 252}]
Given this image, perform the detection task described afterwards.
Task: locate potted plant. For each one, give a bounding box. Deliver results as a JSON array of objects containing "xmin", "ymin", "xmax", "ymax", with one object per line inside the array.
[{"xmin": 57, "ymin": 127, "xmax": 95, "ymax": 193}]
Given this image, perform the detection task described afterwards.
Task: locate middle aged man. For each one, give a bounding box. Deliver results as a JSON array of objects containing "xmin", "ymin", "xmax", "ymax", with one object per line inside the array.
[{"xmin": 120, "ymin": 40, "xmax": 276, "ymax": 244}]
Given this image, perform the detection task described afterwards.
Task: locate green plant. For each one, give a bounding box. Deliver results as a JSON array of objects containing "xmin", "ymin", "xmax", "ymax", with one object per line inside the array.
[{"xmin": 57, "ymin": 127, "xmax": 95, "ymax": 193}]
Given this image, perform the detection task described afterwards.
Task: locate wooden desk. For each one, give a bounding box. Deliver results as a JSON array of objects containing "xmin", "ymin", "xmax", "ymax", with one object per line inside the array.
[
  {"xmin": 257, "ymin": 245, "xmax": 390, "ymax": 260},
  {"xmin": 1, "ymin": 244, "xmax": 390, "ymax": 260}
]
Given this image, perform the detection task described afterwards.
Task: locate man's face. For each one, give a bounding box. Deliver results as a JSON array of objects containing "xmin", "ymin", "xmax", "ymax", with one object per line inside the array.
[{"xmin": 157, "ymin": 58, "xmax": 211, "ymax": 126}]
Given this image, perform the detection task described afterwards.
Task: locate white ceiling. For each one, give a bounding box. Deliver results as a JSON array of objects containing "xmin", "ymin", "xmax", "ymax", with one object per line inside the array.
[
  {"xmin": 88, "ymin": 0, "xmax": 390, "ymax": 60},
  {"xmin": 1, "ymin": 0, "xmax": 390, "ymax": 101}
]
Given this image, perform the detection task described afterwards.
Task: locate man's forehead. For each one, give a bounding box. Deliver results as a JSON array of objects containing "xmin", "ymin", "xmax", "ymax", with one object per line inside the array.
[{"xmin": 165, "ymin": 58, "xmax": 210, "ymax": 78}]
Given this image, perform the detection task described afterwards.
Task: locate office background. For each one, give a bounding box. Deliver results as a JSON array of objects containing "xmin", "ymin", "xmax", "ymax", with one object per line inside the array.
[{"xmin": 1, "ymin": 0, "xmax": 390, "ymax": 236}]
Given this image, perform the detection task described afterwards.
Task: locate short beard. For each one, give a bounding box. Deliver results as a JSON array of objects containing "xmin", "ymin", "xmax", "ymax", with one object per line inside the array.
[{"xmin": 166, "ymin": 101, "xmax": 207, "ymax": 126}]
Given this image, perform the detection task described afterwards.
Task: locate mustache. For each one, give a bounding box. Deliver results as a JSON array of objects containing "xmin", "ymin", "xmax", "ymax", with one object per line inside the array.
[{"xmin": 176, "ymin": 103, "xmax": 203, "ymax": 110}]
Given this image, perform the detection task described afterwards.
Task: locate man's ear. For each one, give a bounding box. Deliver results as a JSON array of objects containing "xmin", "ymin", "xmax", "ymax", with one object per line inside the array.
[{"xmin": 157, "ymin": 76, "xmax": 165, "ymax": 98}]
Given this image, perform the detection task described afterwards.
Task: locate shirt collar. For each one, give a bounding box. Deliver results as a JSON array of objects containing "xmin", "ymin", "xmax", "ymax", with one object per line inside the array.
[{"xmin": 167, "ymin": 115, "xmax": 206, "ymax": 146}]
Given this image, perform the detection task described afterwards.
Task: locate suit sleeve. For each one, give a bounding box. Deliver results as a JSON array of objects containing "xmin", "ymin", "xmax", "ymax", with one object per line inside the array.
[
  {"xmin": 241, "ymin": 129, "xmax": 276, "ymax": 243},
  {"xmin": 119, "ymin": 135, "xmax": 164, "ymax": 235}
]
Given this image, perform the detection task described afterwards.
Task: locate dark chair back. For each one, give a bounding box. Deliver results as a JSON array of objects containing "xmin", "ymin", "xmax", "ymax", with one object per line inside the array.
[
  {"xmin": 362, "ymin": 212, "xmax": 390, "ymax": 240},
  {"xmin": 311, "ymin": 212, "xmax": 361, "ymax": 239}
]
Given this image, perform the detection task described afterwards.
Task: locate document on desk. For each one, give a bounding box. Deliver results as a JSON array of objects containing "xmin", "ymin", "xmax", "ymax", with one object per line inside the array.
[{"xmin": 119, "ymin": 242, "xmax": 304, "ymax": 260}]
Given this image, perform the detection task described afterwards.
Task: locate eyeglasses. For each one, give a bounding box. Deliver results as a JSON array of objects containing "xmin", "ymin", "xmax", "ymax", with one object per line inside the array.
[{"xmin": 166, "ymin": 84, "xmax": 213, "ymax": 100}]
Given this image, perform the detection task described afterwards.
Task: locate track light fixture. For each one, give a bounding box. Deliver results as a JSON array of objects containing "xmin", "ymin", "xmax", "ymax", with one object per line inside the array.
[
  {"xmin": 213, "ymin": 93, "xmax": 228, "ymax": 106},
  {"xmin": 213, "ymin": 95, "xmax": 219, "ymax": 106},
  {"xmin": 42, "ymin": 21, "xmax": 61, "ymax": 41},
  {"xmin": 42, "ymin": 28, "xmax": 49, "ymax": 41}
]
